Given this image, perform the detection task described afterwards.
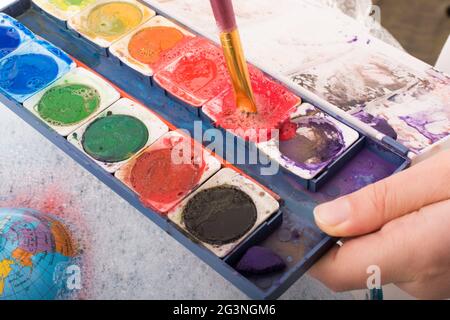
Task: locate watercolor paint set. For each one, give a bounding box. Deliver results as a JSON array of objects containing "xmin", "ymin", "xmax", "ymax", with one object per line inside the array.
[{"xmin": 2, "ymin": 0, "xmax": 438, "ymax": 299}]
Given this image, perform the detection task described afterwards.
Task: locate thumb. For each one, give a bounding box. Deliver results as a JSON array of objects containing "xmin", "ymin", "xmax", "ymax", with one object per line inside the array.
[{"xmin": 313, "ymin": 150, "xmax": 450, "ymax": 237}]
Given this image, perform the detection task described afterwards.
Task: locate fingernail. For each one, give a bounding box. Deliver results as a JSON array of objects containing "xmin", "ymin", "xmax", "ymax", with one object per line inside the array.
[{"xmin": 314, "ymin": 198, "xmax": 351, "ymax": 227}]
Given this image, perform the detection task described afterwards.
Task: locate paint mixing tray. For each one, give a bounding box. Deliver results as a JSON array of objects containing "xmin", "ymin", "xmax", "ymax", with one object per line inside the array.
[
  {"xmin": 0, "ymin": 1, "xmax": 415, "ymax": 299},
  {"xmin": 68, "ymin": 98, "xmax": 169, "ymax": 173}
]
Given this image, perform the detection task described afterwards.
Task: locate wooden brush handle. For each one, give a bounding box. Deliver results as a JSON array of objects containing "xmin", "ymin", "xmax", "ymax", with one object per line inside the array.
[{"xmin": 210, "ymin": 0, "xmax": 237, "ymax": 32}]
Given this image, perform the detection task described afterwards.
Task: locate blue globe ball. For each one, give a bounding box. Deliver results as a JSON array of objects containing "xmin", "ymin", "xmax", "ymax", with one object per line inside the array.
[{"xmin": 0, "ymin": 208, "xmax": 80, "ymax": 300}]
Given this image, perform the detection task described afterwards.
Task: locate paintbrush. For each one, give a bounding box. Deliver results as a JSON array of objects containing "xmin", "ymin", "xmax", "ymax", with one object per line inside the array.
[{"xmin": 209, "ymin": 0, "xmax": 257, "ymax": 114}]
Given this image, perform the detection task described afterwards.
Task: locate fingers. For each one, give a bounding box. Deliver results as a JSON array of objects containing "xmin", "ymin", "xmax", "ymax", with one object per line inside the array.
[
  {"xmin": 314, "ymin": 149, "xmax": 450, "ymax": 237},
  {"xmin": 310, "ymin": 199, "xmax": 450, "ymax": 295}
]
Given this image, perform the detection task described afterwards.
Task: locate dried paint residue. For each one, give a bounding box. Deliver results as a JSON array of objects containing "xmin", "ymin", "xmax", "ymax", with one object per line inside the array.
[
  {"xmin": 82, "ymin": 114, "xmax": 149, "ymax": 163},
  {"xmin": 86, "ymin": 2, "xmax": 143, "ymax": 39},
  {"xmin": 182, "ymin": 186, "xmax": 257, "ymax": 246},
  {"xmin": 128, "ymin": 26, "xmax": 186, "ymax": 66},
  {"xmin": 50, "ymin": 0, "xmax": 95, "ymax": 11},
  {"xmin": 129, "ymin": 136, "xmax": 206, "ymax": 212},
  {"xmin": 204, "ymin": 68, "xmax": 301, "ymax": 142}
]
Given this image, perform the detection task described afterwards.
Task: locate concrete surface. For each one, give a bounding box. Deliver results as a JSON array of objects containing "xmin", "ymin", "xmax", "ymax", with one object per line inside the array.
[{"xmin": 0, "ymin": 103, "xmax": 352, "ymax": 300}]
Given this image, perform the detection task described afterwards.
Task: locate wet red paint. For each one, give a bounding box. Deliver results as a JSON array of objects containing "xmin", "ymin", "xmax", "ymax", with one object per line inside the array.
[
  {"xmin": 154, "ymin": 38, "xmax": 231, "ymax": 107},
  {"xmin": 279, "ymin": 120, "xmax": 298, "ymax": 141},
  {"xmin": 203, "ymin": 68, "xmax": 301, "ymax": 142},
  {"xmin": 129, "ymin": 135, "xmax": 206, "ymax": 213}
]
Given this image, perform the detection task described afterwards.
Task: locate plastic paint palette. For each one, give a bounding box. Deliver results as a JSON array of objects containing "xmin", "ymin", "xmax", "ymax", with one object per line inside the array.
[
  {"xmin": 32, "ymin": 0, "xmax": 97, "ymax": 22},
  {"xmin": 153, "ymin": 37, "xmax": 231, "ymax": 107},
  {"xmin": 23, "ymin": 67, "xmax": 120, "ymax": 136},
  {"xmin": 115, "ymin": 130, "xmax": 222, "ymax": 214},
  {"xmin": 258, "ymin": 103, "xmax": 360, "ymax": 180},
  {"xmin": 0, "ymin": 39, "xmax": 74, "ymax": 103},
  {"xmin": 0, "ymin": 13, "xmax": 35, "ymax": 59},
  {"xmin": 68, "ymin": 0, "xmax": 155, "ymax": 48},
  {"xmin": 68, "ymin": 98, "xmax": 169, "ymax": 173},
  {"xmin": 0, "ymin": 4, "xmax": 418, "ymax": 299},
  {"xmin": 168, "ymin": 168, "xmax": 280, "ymax": 258},
  {"xmin": 109, "ymin": 15, "xmax": 195, "ymax": 77}
]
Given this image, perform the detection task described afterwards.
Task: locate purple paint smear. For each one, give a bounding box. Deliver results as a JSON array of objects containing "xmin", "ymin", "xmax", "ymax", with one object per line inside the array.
[
  {"xmin": 279, "ymin": 118, "xmax": 345, "ymax": 171},
  {"xmin": 400, "ymin": 112, "xmax": 449, "ymax": 144},
  {"xmin": 323, "ymin": 148, "xmax": 398, "ymax": 196},
  {"xmin": 354, "ymin": 111, "xmax": 397, "ymax": 139},
  {"xmin": 236, "ymin": 246, "xmax": 286, "ymax": 275}
]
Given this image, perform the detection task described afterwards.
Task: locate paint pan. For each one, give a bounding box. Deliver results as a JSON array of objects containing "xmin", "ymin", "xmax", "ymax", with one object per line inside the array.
[
  {"xmin": 23, "ymin": 67, "xmax": 120, "ymax": 136},
  {"xmin": 109, "ymin": 15, "xmax": 195, "ymax": 77},
  {"xmin": 289, "ymin": 50, "xmax": 420, "ymax": 113},
  {"xmin": 202, "ymin": 67, "xmax": 301, "ymax": 142},
  {"xmin": 115, "ymin": 130, "xmax": 221, "ymax": 214},
  {"xmin": 67, "ymin": 0, "xmax": 155, "ymax": 49},
  {"xmin": 316, "ymin": 139, "xmax": 404, "ymax": 197},
  {"xmin": 153, "ymin": 37, "xmax": 231, "ymax": 108},
  {"xmin": 257, "ymin": 103, "xmax": 359, "ymax": 181},
  {"xmin": 0, "ymin": 38, "xmax": 74, "ymax": 103},
  {"xmin": 362, "ymin": 72, "xmax": 450, "ymax": 154},
  {"xmin": 0, "ymin": 14, "xmax": 35, "ymax": 59},
  {"xmin": 67, "ymin": 98, "xmax": 169, "ymax": 173},
  {"xmin": 168, "ymin": 168, "xmax": 280, "ymax": 258},
  {"xmin": 32, "ymin": 0, "xmax": 96, "ymax": 22}
]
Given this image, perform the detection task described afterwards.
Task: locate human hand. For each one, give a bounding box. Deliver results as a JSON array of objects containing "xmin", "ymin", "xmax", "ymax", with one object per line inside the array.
[{"xmin": 309, "ymin": 150, "xmax": 450, "ymax": 299}]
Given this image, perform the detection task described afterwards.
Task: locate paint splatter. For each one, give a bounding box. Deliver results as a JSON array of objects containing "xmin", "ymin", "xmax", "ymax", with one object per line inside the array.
[
  {"xmin": 37, "ymin": 84, "xmax": 100, "ymax": 126},
  {"xmin": 182, "ymin": 186, "xmax": 257, "ymax": 245},
  {"xmin": 82, "ymin": 114, "xmax": 149, "ymax": 163}
]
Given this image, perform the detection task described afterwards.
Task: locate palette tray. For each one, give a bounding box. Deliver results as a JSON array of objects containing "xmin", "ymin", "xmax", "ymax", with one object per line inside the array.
[{"xmin": 1, "ymin": 0, "xmax": 412, "ymax": 299}]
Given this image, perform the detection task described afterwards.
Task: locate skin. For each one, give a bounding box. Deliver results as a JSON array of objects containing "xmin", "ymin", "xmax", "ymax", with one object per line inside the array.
[{"xmin": 310, "ymin": 149, "xmax": 450, "ymax": 299}]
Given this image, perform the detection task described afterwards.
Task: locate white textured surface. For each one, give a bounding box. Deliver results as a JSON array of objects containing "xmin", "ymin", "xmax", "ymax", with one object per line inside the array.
[{"xmin": 0, "ymin": 104, "xmax": 351, "ymax": 299}]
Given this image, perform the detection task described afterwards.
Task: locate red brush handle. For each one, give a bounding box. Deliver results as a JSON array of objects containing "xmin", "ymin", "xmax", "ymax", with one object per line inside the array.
[{"xmin": 210, "ymin": 0, "xmax": 237, "ymax": 32}]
